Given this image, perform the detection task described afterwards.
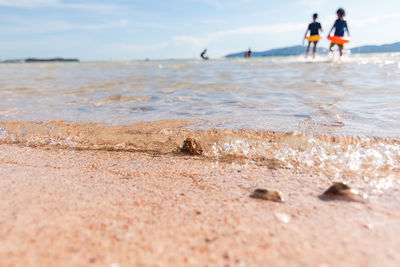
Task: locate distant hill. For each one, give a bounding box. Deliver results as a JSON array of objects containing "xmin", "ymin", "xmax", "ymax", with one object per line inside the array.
[
  {"xmin": 225, "ymin": 45, "xmax": 329, "ymax": 58},
  {"xmin": 226, "ymin": 42, "xmax": 400, "ymax": 58},
  {"xmin": 350, "ymin": 42, "xmax": 400, "ymax": 54},
  {"xmin": 1, "ymin": 58, "xmax": 79, "ymax": 63}
]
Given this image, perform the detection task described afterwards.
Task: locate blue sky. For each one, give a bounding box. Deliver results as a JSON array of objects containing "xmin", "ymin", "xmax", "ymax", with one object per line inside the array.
[{"xmin": 0, "ymin": 0, "xmax": 399, "ymax": 60}]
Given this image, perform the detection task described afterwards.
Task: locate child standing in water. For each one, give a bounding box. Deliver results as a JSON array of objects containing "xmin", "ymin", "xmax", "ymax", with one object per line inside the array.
[
  {"xmin": 304, "ymin": 13, "xmax": 322, "ymax": 58},
  {"xmin": 328, "ymin": 8, "xmax": 350, "ymax": 57}
]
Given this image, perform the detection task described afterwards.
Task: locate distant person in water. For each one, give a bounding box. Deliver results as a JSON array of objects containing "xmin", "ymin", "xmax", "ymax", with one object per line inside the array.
[
  {"xmin": 244, "ymin": 48, "xmax": 252, "ymax": 58},
  {"xmin": 328, "ymin": 8, "xmax": 350, "ymax": 57},
  {"xmin": 200, "ymin": 49, "xmax": 209, "ymax": 60},
  {"xmin": 304, "ymin": 13, "xmax": 322, "ymax": 58}
]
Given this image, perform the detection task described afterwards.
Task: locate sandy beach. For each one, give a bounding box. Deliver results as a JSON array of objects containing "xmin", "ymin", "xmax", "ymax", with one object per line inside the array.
[
  {"xmin": 1, "ymin": 144, "xmax": 399, "ymax": 266},
  {"xmin": 0, "ymin": 4, "xmax": 399, "ymax": 265}
]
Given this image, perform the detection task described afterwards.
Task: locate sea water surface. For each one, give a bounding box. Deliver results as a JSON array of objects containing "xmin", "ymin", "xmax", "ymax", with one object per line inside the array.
[
  {"xmin": 0, "ymin": 53, "xmax": 399, "ymax": 193},
  {"xmin": 0, "ymin": 53, "xmax": 399, "ymax": 137}
]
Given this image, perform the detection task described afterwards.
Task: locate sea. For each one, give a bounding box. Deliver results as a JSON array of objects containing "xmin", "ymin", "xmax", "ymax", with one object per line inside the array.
[{"xmin": 0, "ymin": 53, "xmax": 399, "ymax": 195}]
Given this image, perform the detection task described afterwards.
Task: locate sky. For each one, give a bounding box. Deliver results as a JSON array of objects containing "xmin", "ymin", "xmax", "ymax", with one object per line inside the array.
[{"xmin": 0, "ymin": 0, "xmax": 399, "ymax": 60}]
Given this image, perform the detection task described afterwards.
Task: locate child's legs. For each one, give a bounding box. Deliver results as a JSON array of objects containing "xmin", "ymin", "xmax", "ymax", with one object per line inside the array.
[
  {"xmin": 306, "ymin": 41, "xmax": 311, "ymax": 57},
  {"xmin": 339, "ymin": 44, "xmax": 344, "ymax": 56},
  {"xmin": 330, "ymin": 42, "xmax": 335, "ymax": 52},
  {"xmin": 313, "ymin": 41, "xmax": 318, "ymax": 54}
]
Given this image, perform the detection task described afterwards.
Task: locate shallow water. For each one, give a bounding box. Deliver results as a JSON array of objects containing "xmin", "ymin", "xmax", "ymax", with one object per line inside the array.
[
  {"xmin": 0, "ymin": 53, "xmax": 399, "ymax": 137},
  {"xmin": 0, "ymin": 54, "xmax": 399, "ymax": 188}
]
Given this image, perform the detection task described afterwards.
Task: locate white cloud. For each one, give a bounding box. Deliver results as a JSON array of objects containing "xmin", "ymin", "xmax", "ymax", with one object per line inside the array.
[
  {"xmin": 298, "ymin": 0, "xmax": 329, "ymax": 9},
  {"xmin": 0, "ymin": 0, "xmax": 120, "ymax": 11},
  {"xmin": 200, "ymin": 19, "xmax": 226, "ymax": 25},
  {"xmin": 349, "ymin": 13, "xmax": 400, "ymax": 28},
  {"xmin": 319, "ymin": 13, "xmax": 400, "ymax": 35},
  {"xmin": 105, "ymin": 42, "xmax": 169, "ymax": 53},
  {"xmin": 173, "ymin": 23, "xmax": 304, "ymax": 47},
  {"xmin": 193, "ymin": 0, "xmax": 223, "ymax": 8},
  {"xmin": 0, "ymin": 0, "xmax": 56, "ymax": 8},
  {"xmin": 0, "ymin": 17, "xmax": 131, "ymax": 34},
  {"xmin": 192, "ymin": 0, "xmax": 260, "ymax": 8}
]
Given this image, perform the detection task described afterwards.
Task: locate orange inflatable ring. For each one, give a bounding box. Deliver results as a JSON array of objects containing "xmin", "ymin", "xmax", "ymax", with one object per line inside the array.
[
  {"xmin": 305, "ymin": 35, "xmax": 323, "ymax": 42},
  {"xmin": 327, "ymin": 35, "xmax": 350, "ymax": 45}
]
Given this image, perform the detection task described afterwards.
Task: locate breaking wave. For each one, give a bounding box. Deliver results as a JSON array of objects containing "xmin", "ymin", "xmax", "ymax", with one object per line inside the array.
[{"xmin": 0, "ymin": 120, "xmax": 398, "ymax": 183}]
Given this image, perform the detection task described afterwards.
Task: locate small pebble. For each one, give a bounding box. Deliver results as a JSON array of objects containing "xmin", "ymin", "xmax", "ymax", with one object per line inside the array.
[
  {"xmin": 181, "ymin": 137, "xmax": 203, "ymax": 155},
  {"xmin": 321, "ymin": 182, "xmax": 366, "ymax": 201},
  {"xmin": 362, "ymin": 223, "xmax": 374, "ymax": 230},
  {"xmin": 250, "ymin": 188, "xmax": 284, "ymax": 202},
  {"xmin": 274, "ymin": 212, "xmax": 291, "ymax": 223}
]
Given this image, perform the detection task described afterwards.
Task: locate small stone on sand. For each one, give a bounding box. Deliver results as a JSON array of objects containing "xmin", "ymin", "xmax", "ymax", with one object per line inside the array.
[
  {"xmin": 321, "ymin": 182, "xmax": 362, "ymax": 201},
  {"xmin": 250, "ymin": 188, "xmax": 284, "ymax": 202},
  {"xmin": 181, "ymin": 137, "xmax": 203, "ymax": 155},
  {"xmin": 274, "ymin": 212, "xmax": 291, "ymax": 223}
]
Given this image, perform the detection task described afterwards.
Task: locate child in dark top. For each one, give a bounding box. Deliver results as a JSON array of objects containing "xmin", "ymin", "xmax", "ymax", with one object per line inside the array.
[
  {"xmin": 304, "ymin": 13, "xmax": 322, "ymax": 58},
  {"xmin": 328, "ymin": 8, "xmax": 350, "ymax": 57}
]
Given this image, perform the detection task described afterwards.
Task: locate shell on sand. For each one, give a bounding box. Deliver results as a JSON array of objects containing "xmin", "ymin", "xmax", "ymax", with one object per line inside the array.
[
  {"xmin": 321, "ymin": 182, "xmax": 364, "ymax": 201},
  {"xmin": 180, "ymin": 137, "xmax": 203, "ymax": 155},
  {"xmin": 250, "ymin": 188, "xmax": 284, "ymax": 202}
]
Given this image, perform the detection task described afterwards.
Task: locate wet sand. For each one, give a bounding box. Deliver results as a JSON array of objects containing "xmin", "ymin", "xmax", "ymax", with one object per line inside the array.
[{"xmin": 1, "ymin": 144, "xmax": 400, "ymax": 266}]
